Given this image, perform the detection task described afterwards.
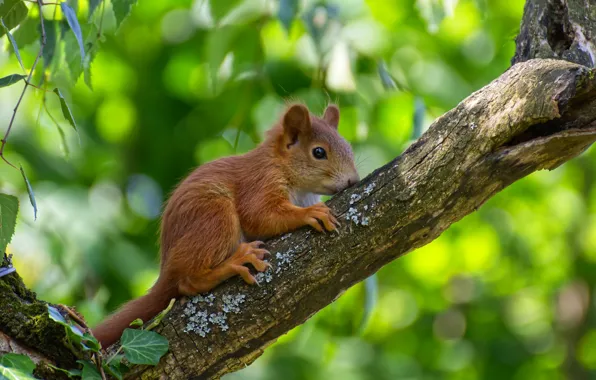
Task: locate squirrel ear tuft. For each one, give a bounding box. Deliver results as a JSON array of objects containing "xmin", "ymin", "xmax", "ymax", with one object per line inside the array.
[
  {"xmin": 283, "ymin": 104, "xmax": 311, "ymax": 147},
  {"xmin": 323, "ymin": 104, "xmax": 340, "ymax": 129}
]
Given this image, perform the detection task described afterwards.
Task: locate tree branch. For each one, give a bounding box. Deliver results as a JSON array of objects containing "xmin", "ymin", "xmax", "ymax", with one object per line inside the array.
[{"xmin": 121, "ymin": 58, "xmax": 596, "ymax": 379}]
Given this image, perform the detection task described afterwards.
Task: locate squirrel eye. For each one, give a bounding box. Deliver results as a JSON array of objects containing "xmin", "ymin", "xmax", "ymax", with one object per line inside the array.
[{"xmin": 312, "ymin": 147, "xmax": 327, "ymax": 160}]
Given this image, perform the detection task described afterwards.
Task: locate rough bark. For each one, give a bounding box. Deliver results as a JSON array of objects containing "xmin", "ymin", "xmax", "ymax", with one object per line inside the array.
[
  {"xmin": 2, "ymin": 1, "xmax": 596, "ymax": 379},
  {"xmin": 513, "ymin": 0, "xmax": 596, "ymax": 67},
  {"xmin": 116, "ymin": 59, "xmax": 596, "ymax": 380}
]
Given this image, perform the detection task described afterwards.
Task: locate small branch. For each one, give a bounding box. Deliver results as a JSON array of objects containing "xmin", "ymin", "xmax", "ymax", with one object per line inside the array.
[{"xmin": 0, "ymin": 0, "xmax": 47, "ymax": 169}]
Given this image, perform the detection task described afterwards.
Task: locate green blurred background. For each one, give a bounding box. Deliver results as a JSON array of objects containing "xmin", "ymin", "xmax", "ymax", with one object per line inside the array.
[{"xmin": 3, "ymin": 0, "xmax": 596, "ymax": 378}]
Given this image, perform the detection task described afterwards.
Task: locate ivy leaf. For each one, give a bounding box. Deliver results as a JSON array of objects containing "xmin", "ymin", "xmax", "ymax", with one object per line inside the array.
[
  {"xmin": 60, "ymin": 2, "xmax": 85, "ymax": 62},
  {"xmin": 18, "ymin": 166, "xmax": 36, "ymax": 220},
  {"xmin": 112, "ymin": 0, "xmax": 137, "ymax": 28},
  {"xmin": 81, "ymin": 332, "xmax": 100, "ymax": 352},
  {"xmin": 88, "ymin": 0, "xmax": 101, "ymax": 20},
  {"xmin": 0, "ymin": 18, "xmax": 24, "ymax": 70},
  {"xmin": 129, "ymin": 318, "xmax": 143, "ymax": 328},
  {"xmin": 41, "ymin": 18, "xmax": 57, "ymax": 69},
  {"xmin": 78, "ymin": 360, "xmax": 102, "ymax": 380},
  {"xmin": 52, "ymin": 88, "xmax": 77, "ymax": 132},
  {"xmin": 278, "ymin": 0, "xmax": 298, "ymax": 33},
  {"xmin": 0, "ymin": 0, "xmax": 28, "ymax": 37},
  {"xmin": 0, "ymin": 74, "xmax": 25, "ymax": 88},
  {"xmin": 120, "ymin": 329, "xmax": 169, "ymax": 365},
  {"xmin": 0, "ymin": 364, "xmax": 36, "ymax": 380},
  {"xmin": 0, "ymin": 193, "xmax": 18, "ymax": 254},
  {"xmin": 47, "ymin": 305, "xmax": 85, "ymax": 347},
  {"xmin": 0, "ymin": 354, "xmax": 35, "ymax": 375}
]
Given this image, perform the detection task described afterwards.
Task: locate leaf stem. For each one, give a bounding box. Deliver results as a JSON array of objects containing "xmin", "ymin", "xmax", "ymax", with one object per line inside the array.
[{"xmin": 0, "ymin": 0, "xmax": 47, "ymax": 169}]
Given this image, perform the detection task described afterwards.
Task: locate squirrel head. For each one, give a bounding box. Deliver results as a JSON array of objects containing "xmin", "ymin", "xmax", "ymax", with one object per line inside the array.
[{"xmin": 274, "ymin": 103, "xmax": 360, "ymax": 195}]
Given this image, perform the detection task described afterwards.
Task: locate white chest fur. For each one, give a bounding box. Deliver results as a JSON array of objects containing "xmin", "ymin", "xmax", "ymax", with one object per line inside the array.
[{"xmin": 290, "ymin": 190, "xmax": 320, "ymax": 208}]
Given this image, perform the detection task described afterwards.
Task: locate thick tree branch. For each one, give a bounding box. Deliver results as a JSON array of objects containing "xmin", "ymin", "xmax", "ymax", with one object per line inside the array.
[{"xmin": 121, "ymin": 59, "xmax": 596, "ymax": 379}]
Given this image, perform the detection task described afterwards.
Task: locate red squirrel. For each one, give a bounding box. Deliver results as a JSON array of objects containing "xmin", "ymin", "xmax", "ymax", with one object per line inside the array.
[{"xmin": 92, "ymin": 103, "xmax": 360, "ymax": 348}]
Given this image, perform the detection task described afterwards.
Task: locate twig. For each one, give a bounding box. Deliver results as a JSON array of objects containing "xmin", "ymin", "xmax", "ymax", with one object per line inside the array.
[{"xmin": 0, "ymin": 0, "xmax": 47, "ymax": 169}]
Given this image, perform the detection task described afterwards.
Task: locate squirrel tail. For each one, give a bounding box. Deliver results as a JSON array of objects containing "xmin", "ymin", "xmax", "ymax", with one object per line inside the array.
[{"xmin": 92, "ymin": 277, "xmax": 177, "ymax": 349}]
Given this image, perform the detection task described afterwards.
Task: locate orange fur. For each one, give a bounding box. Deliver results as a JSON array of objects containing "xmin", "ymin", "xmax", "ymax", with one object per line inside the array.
[{"xmin": 92, "ymin": 104, "xmax": 359, "ymax": 348}]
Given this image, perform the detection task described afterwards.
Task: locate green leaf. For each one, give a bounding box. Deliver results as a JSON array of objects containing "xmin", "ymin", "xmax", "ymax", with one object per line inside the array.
[
  {"xmin": 120, "ymin": 329, "xmax": 169, "ymax": 365},
  {"xmin": 88, "ymin": 0, "xmax": 101, "ymax": 20},
  {"xmin": 11, "ymin": 16, "xmax": 38, "ymax": 50},
  {"xmin": 52, "ymin": 88, "xmax": 77, "ymax": 132},
  {"xmin": 41, "ymin": 18, "xmax": 57, "ymax": 69},
  {"xmin": 60, "ymin": 2, "xmax": 85, "ymax": 61},
  {"xmin": 278, "ymin": 0, "xmax": 298, "ymax": 33},
  {"xmin": 0, "ymin": 194, "xmax": 18, "ymax": 254},
  {"xmin": 64, "ymin": 23, "xmax": 98, "ymax": 86},
  {"xmin": 129, "ymin": 318, "xmax": 143, "ymax": 328},
  {"xmin": 0, "ymin": 364, "xmax": 36, "ymax": 380},
  {"xmin": 45, "ymin": 363, "xmax": 80, "ymax": 378},
  {"xmin": 18, "ymin": 166, "xmax": 36, "ymax": 220},
  {"xmin": 111, "ymin": 0, "xmax": 137, "ymax": 28},
  {"xmin": 0, "ymin": 0, "xmax": 28, "ymax": 37},
  {"xmin": 0, "ymin": 354, "xmax": 35, "ymax": 375},
  {"xmin": 81, "ymin": 332, "xmax": 100, "ymax": 352},
  {"xmin": 0, "ymin": 74, "xmax": 25, "ymax": 88},
  {"xmin": 47, "ymin": 305, "xmax": 85, "ymax": 347},
  {"xmin": 1, "ymin": 18, "xmax": 24, "ymax": 71},
  {"xmin": 78, "ymin": 360, "xmax": 101, "ymax": 380}
]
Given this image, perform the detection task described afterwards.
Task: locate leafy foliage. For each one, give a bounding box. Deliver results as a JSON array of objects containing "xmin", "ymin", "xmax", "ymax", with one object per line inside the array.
[{"xmin": 0, "ymin": 354, "xmax": 35, "ymax": 380}]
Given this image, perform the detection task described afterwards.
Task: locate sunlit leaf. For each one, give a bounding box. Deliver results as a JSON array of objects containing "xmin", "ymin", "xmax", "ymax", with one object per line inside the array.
[
  {"xmin": 0, "ymin": 364, "xmax": 36, "ymax": 380},
  {"xmin": 0, "ymin": 0, "xmax": 28, "ymax": 37},
  {"xmin": 112, "ymin": 0, "xmax": 137, "ymax": 28},
  {"xmin": 19, "ymin": 165, "xmax": 36, "ymax": 220},
  {"xmin": 278, "ymin": 0, "xmax": 298, "ymax": 33},
  {"xmin": 60, "ymin": 2, "xmax": 85, "ymax": 61},
  {"xmin": 53, "ymin": 88, "xmax": 78, "ymax": 132},
  {"xmin": 0, "ymin": 74, "xmax": 25, "ymax": 87},
  {"xmin": 1, "ymin": 18, "xmax": 24, "ymax": 70},
  {"xmin": 0, "ymin": 354, "xmax": 35, "ymax": 375},
  {"xmin": 120, "ymin": 328, "xmax": 169, "ymax": 365},
  {"xmin": 0, "ymin": 194, "xmax": 18, "ymax": 254}
]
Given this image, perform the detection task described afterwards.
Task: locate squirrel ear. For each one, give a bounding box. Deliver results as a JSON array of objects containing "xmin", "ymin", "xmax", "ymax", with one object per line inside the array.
[
  {"xmin": 323, "ymin": 104, "xmax": 340, "ymax": 129},
  {"xmin": 282, "ymin": 104, "xmax": 311, "ymax": 147}
]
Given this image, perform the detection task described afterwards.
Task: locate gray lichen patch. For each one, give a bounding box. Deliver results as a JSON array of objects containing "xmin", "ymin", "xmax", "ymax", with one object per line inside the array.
[
  {"xmin": 275, "ymin": 250, "xmax": 294, "ymax": 274},
  {"xmin": 345, "ymin": 206, "xmax": 372, "ymax": 226},
  {"xmin": 183, "ymin": 292, "xmax": 248, "ymax": 336}
]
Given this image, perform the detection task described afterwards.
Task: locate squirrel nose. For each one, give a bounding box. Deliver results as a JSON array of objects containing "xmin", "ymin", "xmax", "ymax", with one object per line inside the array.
[{"xmin": 347, "ymin": 173, "xmax": 360, "ymax": 187}]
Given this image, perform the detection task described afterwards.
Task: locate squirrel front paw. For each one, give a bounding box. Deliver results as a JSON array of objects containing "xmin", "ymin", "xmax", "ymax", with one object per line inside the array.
[{"xmin": 303, "ymin": 203, "xmax": 339, "ymax": 232}]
